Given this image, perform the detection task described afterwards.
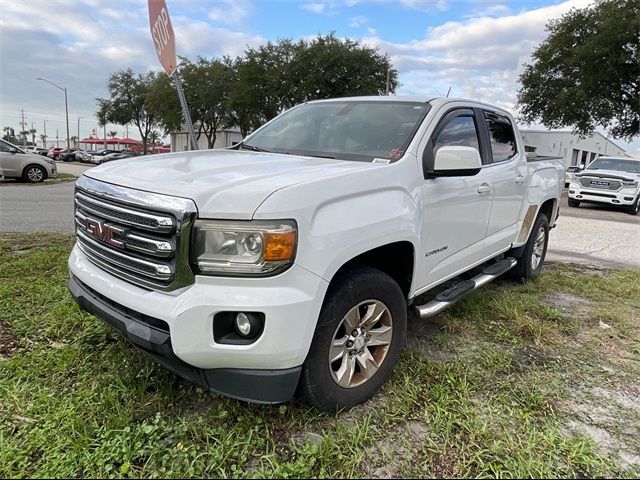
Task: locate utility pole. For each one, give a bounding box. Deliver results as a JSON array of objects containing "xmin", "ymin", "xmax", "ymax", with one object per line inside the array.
[
  {"xmin": 43, "ymin": 120, "xmax": 47, "ymax": 147},
  {"xmin": 103, "ymin": 123, "xmax": 107, "ymax": 149},
  {"xmin": 36, "ymin": 77, "xmax": 70, "ymax": 150},
  {"xmin": 56, "ymin": 129, "xmax": 59, "ymax": 148},
  {"xmin": 20, "ymin": 109, "xmax": 27, "ymax": 148}
]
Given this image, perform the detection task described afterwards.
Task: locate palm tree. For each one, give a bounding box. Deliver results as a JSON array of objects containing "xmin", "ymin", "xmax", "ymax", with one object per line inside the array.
[
  {"xmin": 148, "ymin": 131, "xmax": 160, "ymax": 145},
  {"xmin": 40, "ymin": 134, "xmax": 47, "ymax": 147},
  {"xmin": 70, "ymin": 136, "xmax": 78, "ymax": 147},
  {"xmin": 29, "ymin": 128, "xmax": 37, "ymax": 145},
  {"xmin": 108, "ymin": 130, "xmax": 118, "ymax": 139}
]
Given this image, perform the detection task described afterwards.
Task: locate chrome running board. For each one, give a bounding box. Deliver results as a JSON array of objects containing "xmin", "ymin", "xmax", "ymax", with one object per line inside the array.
[{"xmin": 414, "ymin": 257, "xmax": 517, "ymax": 319}]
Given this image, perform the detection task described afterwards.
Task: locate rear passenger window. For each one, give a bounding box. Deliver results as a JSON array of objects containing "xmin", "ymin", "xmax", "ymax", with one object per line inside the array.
[
  {"xmin": 484, "ymin": 111, "xmax": 517, "ymax": 162},
  {"xmin": 433, "ymin": 115, "xmax": 480, "ymax": 154}
]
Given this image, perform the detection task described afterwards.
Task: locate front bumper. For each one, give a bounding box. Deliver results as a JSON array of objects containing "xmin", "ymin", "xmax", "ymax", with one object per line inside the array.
[
  {"xmin": 568, "ymin": 186, "xmax": 637, "ymax": 206},
  {"xmin": 68, "ymin": 244, "xmax": 329, "ymax": 403}
]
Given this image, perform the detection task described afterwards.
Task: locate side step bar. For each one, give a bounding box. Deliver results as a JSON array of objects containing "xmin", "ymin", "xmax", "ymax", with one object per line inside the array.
[{"xmin": 414, "ymin": 257, "xmax": 517, "ymax": 319}]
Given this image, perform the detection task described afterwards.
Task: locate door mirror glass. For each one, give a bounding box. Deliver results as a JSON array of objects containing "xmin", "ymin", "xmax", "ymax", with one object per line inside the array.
[
  {"xmin": 8, "ymin": 147, "xmax": 17, "ymax": 154},
  {"xmin": 433, "ymin": 146, "xmax": 482, "ymax": 175}
]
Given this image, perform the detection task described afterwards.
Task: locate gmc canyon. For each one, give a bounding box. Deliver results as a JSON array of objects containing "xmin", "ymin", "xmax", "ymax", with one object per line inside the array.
[{"xmin": 68, "ymin": 97, "xmax": 563, "ymax": 410}]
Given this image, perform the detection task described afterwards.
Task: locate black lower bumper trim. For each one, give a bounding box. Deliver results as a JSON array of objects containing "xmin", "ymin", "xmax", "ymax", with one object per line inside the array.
[{"xmin": 68, "ymin": 274, "xmax": 301, "ymax": 404}]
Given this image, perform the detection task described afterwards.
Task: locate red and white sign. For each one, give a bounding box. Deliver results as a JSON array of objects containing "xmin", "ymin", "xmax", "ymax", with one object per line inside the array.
[{"xmin": 148, "ymin": 0, "xmax": 177, "ymax": 76}]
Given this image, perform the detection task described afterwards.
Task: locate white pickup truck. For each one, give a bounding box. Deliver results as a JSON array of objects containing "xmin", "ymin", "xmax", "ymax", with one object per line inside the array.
[
  {"xmin": 68, "ymin": 97, "xmax": 563, "ymax": 410},
  {"xmin": 568, "ymin": 156, "xmax": 640, "ymax": 215}
]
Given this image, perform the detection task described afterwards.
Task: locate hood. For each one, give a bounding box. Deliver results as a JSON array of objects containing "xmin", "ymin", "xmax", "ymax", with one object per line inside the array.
[
  {"xmin": 576, "ymin": 169, "xmax": 640, "ymax": 182},
  {"xmin": 84, "ymin": 149, "xmax": 373, "ymax": 218}
]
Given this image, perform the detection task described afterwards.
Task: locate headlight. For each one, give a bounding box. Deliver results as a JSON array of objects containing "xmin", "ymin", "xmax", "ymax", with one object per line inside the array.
[
  {"xmin": 43, "ymin": 157, "xmax": 55, "ymax": 165},
  {"xmin": 191, "ymin": 220, "xmax": 297, "ymax": 276},
  {"xmin": 622, "ymin": 180, "xmax": 638, "ymax": 188}
]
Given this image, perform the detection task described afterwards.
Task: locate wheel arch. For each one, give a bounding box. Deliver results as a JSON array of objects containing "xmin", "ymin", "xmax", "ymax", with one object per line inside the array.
[{"xmin": 22, "ymin": 163, "xmax": 48, "ymax": 181}]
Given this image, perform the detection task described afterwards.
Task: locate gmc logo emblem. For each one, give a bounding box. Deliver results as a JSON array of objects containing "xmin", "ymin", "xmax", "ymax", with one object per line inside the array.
[{"xmin": 85, "ymin": 218, "xmax": 126, "ymax": 248}]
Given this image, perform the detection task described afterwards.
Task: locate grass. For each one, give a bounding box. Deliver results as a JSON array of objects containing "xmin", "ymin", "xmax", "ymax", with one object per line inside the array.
[
  {"xmin": 1, "ymin": 232, "xmax": 639, "ymax": 478},
  {"xmin": 0, "ymin": 172, "xmax": 77, "ymax": 186}
]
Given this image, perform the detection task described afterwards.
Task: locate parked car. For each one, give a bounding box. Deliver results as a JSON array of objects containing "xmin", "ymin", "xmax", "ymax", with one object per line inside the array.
[
  {"xmin": 47, "ymin": 147, "xmax": 64, "ymax": 159},
  {"xmin": 89, "ymin": 149, "xmax": 119, "ymax": 164},
  {"xmin": 568, "ymin": 156, "xmax": 640, "ymax": 215},
  {"xmin": 76, "ymin": 149, "xmax": 94, "ymax": 163},
  {"xmin": 28, "ymin": 146, "xmax": 49, "ymax": 156},
  {"xmin": 68, "ymin": 96, "xmax": 563, "ymax": 410},
  {"xmin": 0, "ymin": 139, "xmax": 57, "ymax": 182},
  {"xmin": 97, "ymin": 151, "xmax": 138, "ymax": 164},
  {"xmin": 58, "ymin": 149, "xmax": 78, "ymax": 162},
  {"xmin": 564, "ymin": 165, "xmax": 582, "ymax": 187}
]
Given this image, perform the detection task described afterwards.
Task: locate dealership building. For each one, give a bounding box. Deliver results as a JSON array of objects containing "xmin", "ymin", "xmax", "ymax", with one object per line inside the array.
[{"xmin": 520, "ymin": 129, "xmax": 627, "ymax": 168}]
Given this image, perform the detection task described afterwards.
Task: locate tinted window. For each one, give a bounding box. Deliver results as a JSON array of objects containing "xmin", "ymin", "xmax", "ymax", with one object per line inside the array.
[
  {"xmin": 587, "ymin": 158, "xmax": 640, "ymax": 174},
  {"xmin": 433, "ymin": 115, "xmax": 480, "ymax": 154},
  {"xmin": 484, "ymin": 111, "xmax": 517, "ymax": 162}
]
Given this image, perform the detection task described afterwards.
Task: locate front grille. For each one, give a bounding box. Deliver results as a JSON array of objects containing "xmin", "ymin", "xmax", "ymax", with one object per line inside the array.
[
  {"xmin": 580, "ymin": 176, "xmax": 621, "ymax": 191},
  {"xmin": 74, "ymin": 176, "xmax": 197, "ymax": 291}
]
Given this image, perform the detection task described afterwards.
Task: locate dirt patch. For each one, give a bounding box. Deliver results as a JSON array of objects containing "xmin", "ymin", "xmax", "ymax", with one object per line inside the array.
[
  {"xmin": 364, "ymin": 419, "xmax": 431, "ymax": 478},
  {"xmin": 0, "ymin": 321, "xmax": 19, "ymax": 359},
  {"xmin": 543, "ymin": 292, "xmax": 594, "ymax": 316}
]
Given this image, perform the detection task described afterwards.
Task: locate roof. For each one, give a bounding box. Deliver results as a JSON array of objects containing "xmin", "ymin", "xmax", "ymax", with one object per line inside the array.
[{"xmin": 519, "ymin": 129, "xmax": 626, "ymax": 152}]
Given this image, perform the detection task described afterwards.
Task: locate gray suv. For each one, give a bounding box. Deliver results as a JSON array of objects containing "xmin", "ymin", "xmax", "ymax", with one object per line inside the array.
[{"xmin": 0, "ymin": 140, "xmax": 57, "ymax": 182}]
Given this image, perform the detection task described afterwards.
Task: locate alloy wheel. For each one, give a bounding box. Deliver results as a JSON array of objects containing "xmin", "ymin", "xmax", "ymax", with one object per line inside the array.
[
  {"xmin": 328, "ymin": 300, "xmax": 393, "ymax": 388},
  {"xmin": 27, "ymin": 167, "xmax": 43, "ymax": 182},
  {"xmin": 531, "ymin": 225, "xmax": 546, "ymax": 270}
]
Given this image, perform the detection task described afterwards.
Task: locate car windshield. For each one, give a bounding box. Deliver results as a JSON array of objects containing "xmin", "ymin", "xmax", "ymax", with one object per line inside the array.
[
  {"xmin": 243, "ymin": 100, "xmax": 430, "ymax": 162},
  {"xmin": 586, "ymin": 158, "xmax": 640, "ymax": 174}
]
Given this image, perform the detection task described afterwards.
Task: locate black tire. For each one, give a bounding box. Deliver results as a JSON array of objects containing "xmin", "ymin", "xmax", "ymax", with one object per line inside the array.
[
  {"xmin": 510, "ymin": 213, "xmax": 549, "ymax": 282},
  {"xmin": 300, "ymin": 266, "xmax": 407, "ymax": 411},
  {"xmin": 568, "ymin": 198, "xmax": 580, "ymax": 208},
  {"xmin": 22, "ymin": 164, "xmax": 47, "ymax": 183},
  {"xmin": 626, "ymin": 195, "xmax": 640, "ymax": 216}
]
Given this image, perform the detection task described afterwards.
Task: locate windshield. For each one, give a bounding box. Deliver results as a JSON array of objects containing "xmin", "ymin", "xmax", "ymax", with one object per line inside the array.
[
  {"xmin": 243, "ymin": 100, "xmax": 430, "ymax": 162},
  {"xmin": 586, "ymin": 158, "xmax": 640, "ymax": 174}
]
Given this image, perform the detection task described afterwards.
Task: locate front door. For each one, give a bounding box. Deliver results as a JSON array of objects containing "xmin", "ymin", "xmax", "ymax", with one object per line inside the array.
[
  {"xmin": 0, "ymin": 140, "xmax": 22, "ymax": 177},
  {"xmin": 418, "ymin": 108, "xmax": 494, "ymax": 288}
]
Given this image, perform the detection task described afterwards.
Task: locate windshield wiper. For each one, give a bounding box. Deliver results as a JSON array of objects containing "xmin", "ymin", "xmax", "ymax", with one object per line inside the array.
[{"xmin": 238, "ymin": 142, "xmax": 271, "ymax": 153}]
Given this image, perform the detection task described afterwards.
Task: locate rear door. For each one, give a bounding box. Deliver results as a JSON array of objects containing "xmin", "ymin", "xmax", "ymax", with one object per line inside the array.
[
  {"xmin": 481, "ymin": 110, "xmax": 527, "ymax": 249},
  {"xmin": 417, "ymin": 107, "xmax": 495, "ymax": 287}
]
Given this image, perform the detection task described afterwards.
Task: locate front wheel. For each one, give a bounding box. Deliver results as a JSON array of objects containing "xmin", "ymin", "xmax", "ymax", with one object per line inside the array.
[
  {"xmin": 300, "ymin": 266, "xmax": 407, "ymax": 411},
  {"xmin": 510, "ymin": 213, "xmax": 549, "ymax": 282},
  {"xmin": 626, "ymin": 195, "xmax": 640, "ymax": 216},
  {"xmin": 23, "ymin": 164, "xmax": 46, "ymax": 183}
]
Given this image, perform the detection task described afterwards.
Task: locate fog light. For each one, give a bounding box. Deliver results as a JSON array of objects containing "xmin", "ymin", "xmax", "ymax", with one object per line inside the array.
[{"xmin": 235, "ymin": 312, "xmax": 252, "ymax": 336}]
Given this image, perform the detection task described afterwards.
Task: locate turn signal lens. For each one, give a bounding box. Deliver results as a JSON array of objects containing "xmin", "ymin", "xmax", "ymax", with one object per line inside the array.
[{"xmin": 263, "ymin": 231, "xmax": 296, "ymax": 261}]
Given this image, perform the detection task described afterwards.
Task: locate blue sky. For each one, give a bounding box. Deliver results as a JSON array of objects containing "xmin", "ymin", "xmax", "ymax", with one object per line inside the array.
[{"xmin": 0, "ymin": 0, "xmax": 636, "ymax": 153}]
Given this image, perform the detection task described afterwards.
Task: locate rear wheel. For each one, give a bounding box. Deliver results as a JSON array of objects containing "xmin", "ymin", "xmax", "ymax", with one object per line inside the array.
[
  {"xmin": 626, "ymin": 195, "xmax": 640, "ymax": 216},
  {"xmin": 23, "ymin": 164, "xmax": 46, "ymax": 183},
  {"xmin": 300, "ymin": 266, "xmax": 407, "ymax": 411},
  {"xmin": 568, "ymin": 198, "xmax": 580, "ymax": 208},
  {"xmin": 510, "ymin": 213, "xmax": 549, "ymax": 282}
]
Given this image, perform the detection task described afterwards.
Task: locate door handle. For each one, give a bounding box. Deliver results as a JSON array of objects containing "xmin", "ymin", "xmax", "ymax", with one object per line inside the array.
[
  {"xmin": 477, "ymin": 183, "xmax": 493, "ymax": 194},
  {"xmin": 515, "ymin": 175, "xmax": 526, "ymax": 184}
]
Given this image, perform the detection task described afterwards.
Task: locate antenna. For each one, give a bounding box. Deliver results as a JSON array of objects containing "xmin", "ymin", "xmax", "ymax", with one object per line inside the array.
[{"xmin": 446, "ymin": 86, "xmax": 452, "ymax": 98}]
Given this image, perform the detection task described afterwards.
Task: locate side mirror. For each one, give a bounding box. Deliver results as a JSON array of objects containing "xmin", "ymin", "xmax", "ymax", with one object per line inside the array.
[
  {"xmin": 9, "ymin": 147, "xmax": 17, "ymax": 154},
  {"xmin": 580, "ymin": 164, "xmax": 585, "ymax": 170},
  {"xmin": 432, "ymin": 146, "xmax": 482, "ymax": 176}
]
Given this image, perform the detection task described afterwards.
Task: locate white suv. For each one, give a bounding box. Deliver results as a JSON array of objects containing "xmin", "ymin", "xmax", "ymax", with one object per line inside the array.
[
  {"xmin": 569, "ymin": 157, "xmax": 640, "ymax": 215},
  {"xmin": 0, "ymin": 139, "xmax": 57, "ymax": 183}
]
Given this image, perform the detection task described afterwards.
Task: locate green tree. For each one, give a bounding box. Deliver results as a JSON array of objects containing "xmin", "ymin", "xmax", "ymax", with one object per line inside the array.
[
  {"xmin": 108, "ymin": 130, "xmax": 118, "ymax": 138},
  {"xmin": 517, "ymin": 0, "xmax": 640, "ymax": 140},
  {"xmin": 149, "ymin": 57, "xmax": 234, "ymax": 149},
  {"xmin": 70, "ymin": 135, "xmax": 78, "ymax": 147},
  {"xmin": 229, "ymin": 34, "xmax": 398, "ymax": 137},
  {"xmin": 97, "ymin": 69, "xmax": 161, "ymax": 154},
  {"xmin": 39, "ymin": 134, "xmax": 47, "ymax": 147},
  {"xmin": 29, "ymin": 128, "xmax": 37, "ymax": 145}
]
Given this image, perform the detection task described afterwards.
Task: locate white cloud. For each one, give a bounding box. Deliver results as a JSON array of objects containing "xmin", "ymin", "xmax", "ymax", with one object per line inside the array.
[
  {"xmin": 208, "ymin": 0, "xmax": 252, "ymax": 25},
  {"xmin": 301, "ymin": 3, "xmax": 326, "ymax": 13},
  {"xmin": 349, "ymin": 15, "xmax": 369, "ymax": 27}
]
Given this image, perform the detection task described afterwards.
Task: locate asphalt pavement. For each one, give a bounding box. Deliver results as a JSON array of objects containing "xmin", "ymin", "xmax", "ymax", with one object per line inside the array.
[{"xmin": 0, "ymin": 173, "xmax": 638, "ymax": 268}]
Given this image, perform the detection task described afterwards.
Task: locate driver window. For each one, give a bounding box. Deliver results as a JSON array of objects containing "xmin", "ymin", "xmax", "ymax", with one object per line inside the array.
[
  {"xmin": 0, "ymin": 141, "xmax": 13, "ymax": 153},
  {"xmin": 433, "ymin": 115, "xmax": 480, "ymax": 155}
]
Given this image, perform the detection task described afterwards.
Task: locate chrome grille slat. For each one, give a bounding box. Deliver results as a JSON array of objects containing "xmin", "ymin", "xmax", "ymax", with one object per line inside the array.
[
  {"xmin": 74, "ymin": 210, "xmax": 173, "ymax": 258},
  {"xmin": 579, "ymin": 176, "xmax": 621, "ymax": 191},
  {"xmin": 75, "ymin": 192, "xmax": 175, "ymax": 233},
  {"xmin": 77, "ymin": 230, "xmax": 172, "ymax": 280},
  {"xmin": 74, "ymin": 176, "xmax": 197, "ymax": 292}
]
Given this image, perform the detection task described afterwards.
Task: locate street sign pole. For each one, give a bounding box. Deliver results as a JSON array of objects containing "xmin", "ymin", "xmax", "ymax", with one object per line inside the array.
[
  {"xmin": 172, "ymin": 69, "xmax": 198, "ymax": 150},
  {"xmin": 148, "ymin": 0, "xmax": 198, "ymax": 150}
]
